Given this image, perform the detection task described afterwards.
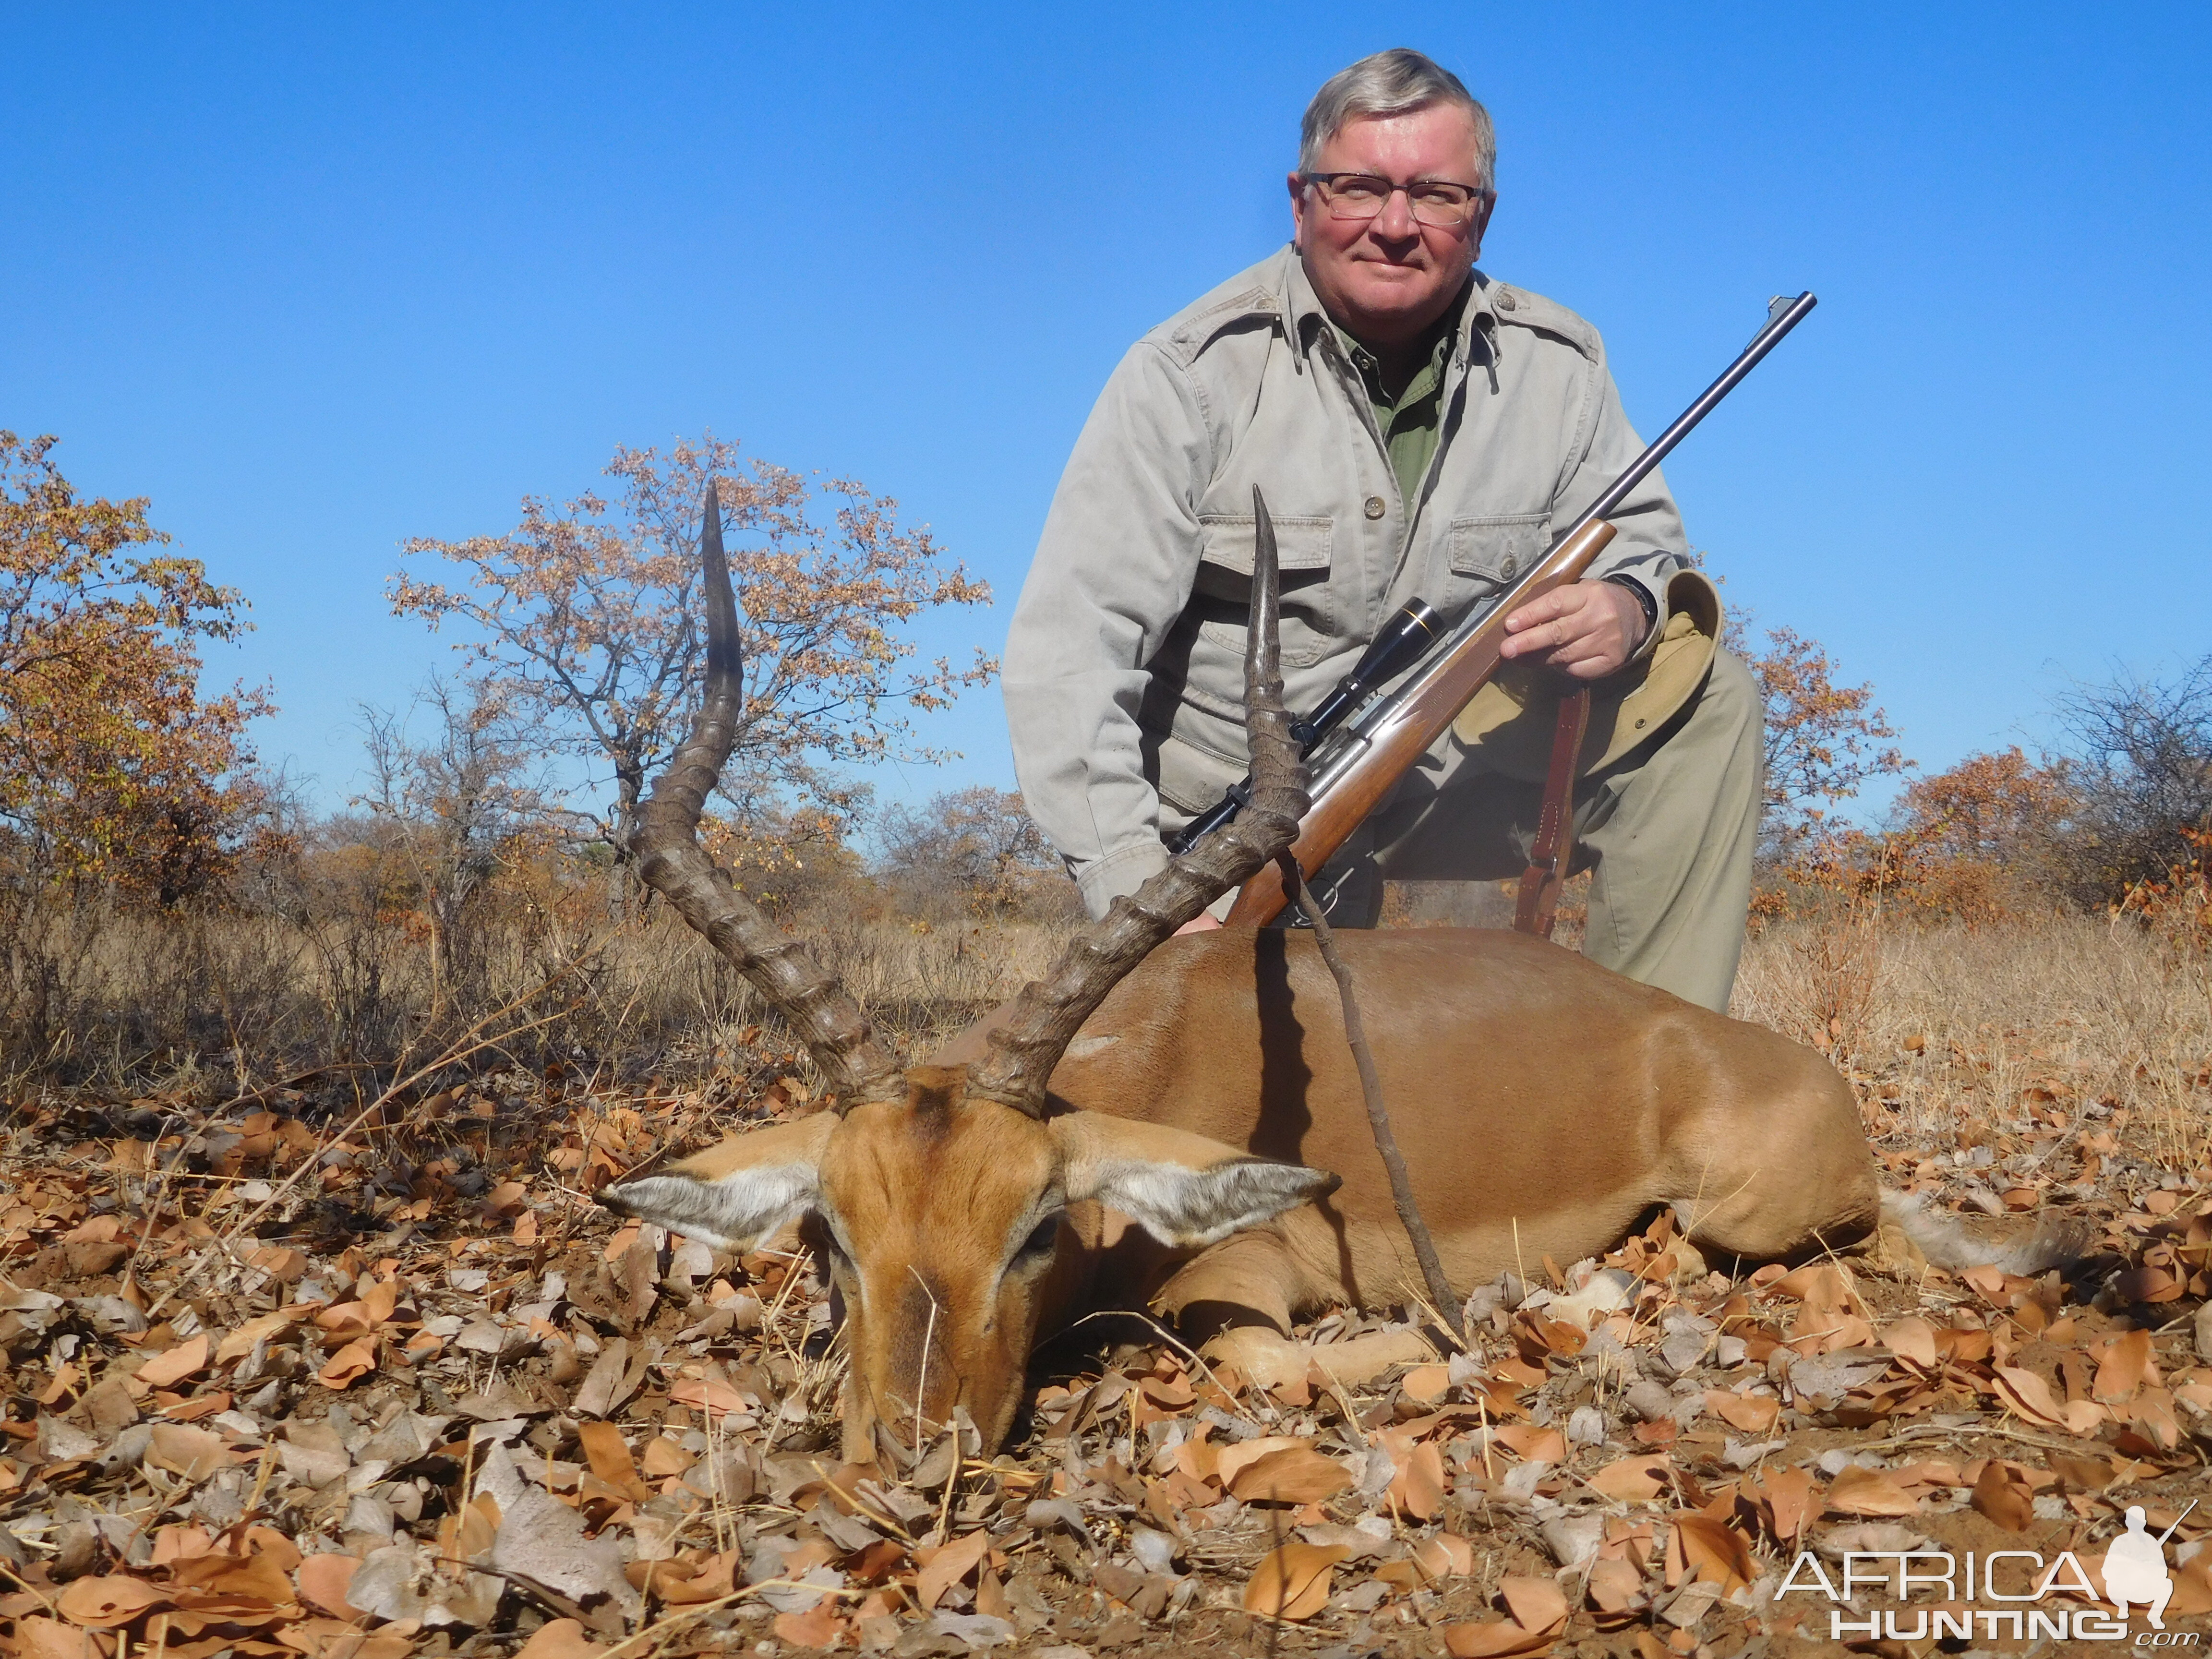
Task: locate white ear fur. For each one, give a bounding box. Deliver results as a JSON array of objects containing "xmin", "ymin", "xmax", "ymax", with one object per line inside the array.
[
  {"xmin": 601, "ymin": 1113, "xmax": 835, "ymax": 1250},
  {"xmin": 1051, "ymin": 1113, "xmax": 1338, "ymax": 1249}
]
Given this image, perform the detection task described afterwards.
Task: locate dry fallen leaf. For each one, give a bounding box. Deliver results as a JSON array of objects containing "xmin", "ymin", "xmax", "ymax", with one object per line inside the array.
[
  {"xmin": 1402, "ymin": 1363, "xmax": 1452, "ymax": 1405},
  {"xmin": 1410, "ymin": 1532, "xmax": 1475, "ymax": 1582},
  {"xmin": 216, "ymin": 1309, "xmax": 304, "ymax": 1365},
  {"xmin": 134, "ymin": 1333, "xmax": 209, "ymax": 1390},
  {"xmin": 576, "ymin": 1420, "xmax": 646, "ymax": 1498},
  {"xmin": 1971, "ymin": 1461, "xmax": 2035, "ymax": 1532},
  {"xmin": 1824, "ymin": 1466, "xmax": 1922, "ymax": 1517},
  {"xmin": 295, "ymin": 1554, "xmax": 361, "ymax": 1617},
  {"xmin": 55, "ymin": 1576, "xmax": 170, "ymax": 1629},
  {"xmin": 2093, "ymin": 1329, "xmax": 2156, "ymax": 1402},
  {"xmin": 489, "ymin": 1485, "xmax": 644, "ymax": 1629},
  {"xmin": 1445, "ymin": 1575, "xmax": 1571, "ymax": 1657},
  {"xmin": 316, "ymin": 1336, "xmax": 377, "ymax": 1390},
  {"xmin": 1992, "ymin": 1364, "xmax": 2069, "ymax": 1428},
  {"xmin": 1243, "ymin": 1542, "xmax": 1348, "ymax": 1621},
  {"xmin": 1705, "ymin": 1390, "xmax": 1779, "ymax": 1435},
  {"xmin": 1493, "ymin": 1424, "xmax": 1568, "ymax": 1465},
  {"xmin": 772, "ymin": 1605, "xmax": 847, "ymax": 1648},
  {"xmin": 1672, "ymin": 1514, "xmax": 1753, "ymax": 1594},
  {"xmin": 1881, "ymin": 1315, "xmax": 1939, "ymax": 1370},
  {"xmin": 1213, "ymin": 1434, "xmax": 1309, "ymax": 1490},
  {"xmin": 914, "ymin": 1530, "xmax": 990, "ymax": 1611},
  {"xmin": 1587, "ymin": 1556, "xmax": 1644, "ymax": 1620},
  {"xmin": 1585, "ymin": 1454, "xmax": 1671, "ymax": 1503},
  {"xmin": 514, "ymin": 1619, "xmax": 605, "ymax": 1659},
  {"xmin": 1499, "ymin": 1576, "xmax": 1568, "ymax": 1631},
  {"xmin": 1389, "ymin": 1439, "xmax": 1447, "ymax": 1520},
  {"xmin": 145, "ymin": 1422, "xmax": 230, "ymax": 1483},
  {"xmin": 1758, "ymin": 1466, "xmax": 1815, "ymax": 1542},
  {"xmin": 1227, "ymin": 1445, "xmax": 1352, "ymax": 1505},
  {"xmin": 13, "ymin": 1616, "xmax": 103, "ymax": 1659}
]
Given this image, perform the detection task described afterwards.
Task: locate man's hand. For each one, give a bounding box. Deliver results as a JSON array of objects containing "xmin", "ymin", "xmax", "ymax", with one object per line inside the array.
[
  {"xmin": 1499, "ymin": 580, "xmax": 1648, "ymax": 679},
  {"xmin": 1173, "ymin": 912, "xmax": 1224, "ymax": 938}
]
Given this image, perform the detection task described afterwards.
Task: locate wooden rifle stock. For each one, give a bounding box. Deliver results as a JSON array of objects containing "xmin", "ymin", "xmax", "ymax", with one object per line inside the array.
[{"xmin": 1223, "ymin": 518, "xmax": 1618, "ymax": 927}]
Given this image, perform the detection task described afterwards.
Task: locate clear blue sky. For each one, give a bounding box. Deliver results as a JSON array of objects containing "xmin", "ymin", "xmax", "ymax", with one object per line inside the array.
[{"xmin": 6, "ymin": 3, "xmax": 2206, "ymax": 825}]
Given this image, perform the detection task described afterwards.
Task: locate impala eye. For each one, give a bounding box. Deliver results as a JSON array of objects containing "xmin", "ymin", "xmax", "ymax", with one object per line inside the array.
[{"xmin": 1014, "ymin": 1213, "xmax": 1062, "ymax": 1263}]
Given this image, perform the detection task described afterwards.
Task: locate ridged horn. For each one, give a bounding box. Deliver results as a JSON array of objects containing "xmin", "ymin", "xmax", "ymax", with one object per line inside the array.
[
  {"xmin": 630, "ymin": 479, "xmax": 907, "ymax": 1111},
  {"xmin": 965, "ymin": 485, "xmax": 1309, "ymax": 1118}
]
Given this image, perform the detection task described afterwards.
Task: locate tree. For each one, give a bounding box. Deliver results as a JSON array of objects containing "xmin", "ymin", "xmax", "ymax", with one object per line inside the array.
[
  {"xmin": 389, "ymin": 435, "xmax": 993, "ymax": 891},
  {"xmin": 1851, "ymin": 746, "xmax": 2079, "ymax": 918},
  {"xmin": 2046, "ymin": 654, "xmax": 2212, "ymax": 905},
  {"xmin": 354, "ymin": 675, "xmax": 550, "ymax": 1004},
  {"xmin": 1741, "ymin": 624, "xmax": 1911, "ymax": 861},
  {"xmin": 877, "ymin": 786, "xmax": 1071, "ymax": 920},
  {"xmin": 0, "ymin": 432, "xmax": 272, "ymax": 903},
  {"xmin": 1891, "ymin": 746, "xmax": 2074, "ymax": 866}
]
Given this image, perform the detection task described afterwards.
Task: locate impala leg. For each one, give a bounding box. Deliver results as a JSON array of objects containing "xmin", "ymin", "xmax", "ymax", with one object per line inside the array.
[
  {"xmin": 1148, "ymin": 1228, "xmax": 1305, "ymax": 1341},
  {"xmin": 1660, "ymin": 1085, "xmax": 1881, "ymax": 1263},
  {"xmin": 1142, "ymin": 1226, "xmax": 1437, "ymax": 1392},
  {"xmin": 1150, "ymin": 1234, "xmax": 1311, "ymax": 1399}
]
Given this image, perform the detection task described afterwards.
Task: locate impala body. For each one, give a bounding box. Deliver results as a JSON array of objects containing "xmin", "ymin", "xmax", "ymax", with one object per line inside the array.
[
  {"xmin": 604, "ymin": 482, "xmax": 1880, "ymax": 1458},
  {"xmin": 607, "ymin": 925, "xmax": 1879, "ymax": 1457}
]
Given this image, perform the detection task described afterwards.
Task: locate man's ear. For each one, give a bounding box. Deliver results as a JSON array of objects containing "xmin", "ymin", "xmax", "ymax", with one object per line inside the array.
[
  {"xmin": 1051, "ymin": 1113, "xmax": 1338, "ymax": 1249},
  {"xmin": 600, "ymin": 1113, "xmax": 836, "ymax": 1250}
]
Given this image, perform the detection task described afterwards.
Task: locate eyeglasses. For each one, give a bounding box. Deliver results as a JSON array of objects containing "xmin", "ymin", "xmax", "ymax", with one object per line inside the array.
[{"xmin": 1300, "ymin": 172, "xmax": 1490, "ymax": 229}]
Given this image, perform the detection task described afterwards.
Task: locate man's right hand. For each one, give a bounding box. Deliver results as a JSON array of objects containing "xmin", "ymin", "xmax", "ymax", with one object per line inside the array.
[{"xmin": 1173, "ymin": 912, "xmax": 1224, "ymax": 937}]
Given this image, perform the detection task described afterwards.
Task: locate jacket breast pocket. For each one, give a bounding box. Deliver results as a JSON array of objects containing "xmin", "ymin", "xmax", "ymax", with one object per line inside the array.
[
  {"xmin": 1444, "ymin": 514, "xmax": 1551, "ymax": 594},
  {"xmin": 1191, "ymin": 513, "xmax": 1336, "ymax": 668}
]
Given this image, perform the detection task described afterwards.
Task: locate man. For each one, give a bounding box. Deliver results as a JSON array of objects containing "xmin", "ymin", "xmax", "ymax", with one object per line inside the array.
[{"xmin": 1003, "ymin": 48, "xmax": 1763, "ymax": 1012}]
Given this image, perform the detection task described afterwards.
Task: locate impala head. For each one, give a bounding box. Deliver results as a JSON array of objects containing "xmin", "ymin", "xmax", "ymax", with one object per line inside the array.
[
  {"xmin": 603, "ymin": 1067, "xmax": 1334, "ymax": 1454},
  {"xmin": 609, "ymin": 480, "xmax": 1311, "ymax": 1456}
]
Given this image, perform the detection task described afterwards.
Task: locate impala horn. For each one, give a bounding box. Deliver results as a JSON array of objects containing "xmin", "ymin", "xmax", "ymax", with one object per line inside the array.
[
  {"xmin": 965, "ymin": 486, "xmax": 1310, "ymax": 1119},
  {"xmin": 630, "ymin": 480, "xmax": 907, "ymax": 1111}
]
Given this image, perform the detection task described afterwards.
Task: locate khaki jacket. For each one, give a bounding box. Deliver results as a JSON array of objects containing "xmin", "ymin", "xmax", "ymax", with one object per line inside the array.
[{"xmin": 1003, "ymin": 247, "xmax": 1691, "ymax": 918}]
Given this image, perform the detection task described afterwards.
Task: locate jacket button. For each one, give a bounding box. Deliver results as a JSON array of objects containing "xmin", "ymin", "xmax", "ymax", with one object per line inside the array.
[
  {"xmin": 1364, "ymin": 496, "xmax": 1385, "ymax": 520},
  {"xmin": 1495, "ymin": 289, "xmax": 1517, "ymax": 311},
  {"xmin": 1500, "ymin": 554, "xmax": 1518, "ymax": 577}
]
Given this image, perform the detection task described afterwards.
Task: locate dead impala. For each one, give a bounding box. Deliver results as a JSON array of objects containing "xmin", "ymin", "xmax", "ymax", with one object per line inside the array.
[{"xmin": 602, "ymin": 484, "xmax": 1993, "ymax": 1460}]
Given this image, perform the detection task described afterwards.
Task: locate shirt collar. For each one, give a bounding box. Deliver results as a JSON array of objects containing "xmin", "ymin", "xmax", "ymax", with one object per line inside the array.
[{"xmin": 1275, "ymin": 248, "xmax": 1498, "ymax": 374}]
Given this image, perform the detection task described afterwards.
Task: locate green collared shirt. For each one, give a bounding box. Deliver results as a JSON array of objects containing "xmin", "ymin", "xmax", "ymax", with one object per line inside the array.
[{"xmin": 1325, "ymin": 288, "xmax": 1467, "ymax": 512}]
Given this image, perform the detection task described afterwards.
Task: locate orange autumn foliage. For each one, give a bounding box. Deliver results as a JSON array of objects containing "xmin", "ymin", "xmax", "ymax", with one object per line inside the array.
[
  {"xmin": 0, "ymin": 432, "xmax": 273, "ymax": 903},
  {"xmin": 389, "ymin": 434, "xmax": 993, "ymax": 873}
]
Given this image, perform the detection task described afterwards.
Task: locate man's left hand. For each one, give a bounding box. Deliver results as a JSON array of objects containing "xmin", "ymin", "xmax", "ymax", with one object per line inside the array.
[{"xmin": 1499, "ymin": 581, "xmax": 1648, "ymax": 679}]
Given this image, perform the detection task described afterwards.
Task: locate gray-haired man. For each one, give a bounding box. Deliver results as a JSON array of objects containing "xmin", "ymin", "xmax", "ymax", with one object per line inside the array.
[{"xmin": 1003, "ymin": 48, "xmax": 1764, "ymax": 1012}]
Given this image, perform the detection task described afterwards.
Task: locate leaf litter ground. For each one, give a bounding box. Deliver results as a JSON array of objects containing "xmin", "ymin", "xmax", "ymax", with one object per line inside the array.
[{"xmin": 1, "ymin": 1040, "xmax": 2210, "ymax": 1659}]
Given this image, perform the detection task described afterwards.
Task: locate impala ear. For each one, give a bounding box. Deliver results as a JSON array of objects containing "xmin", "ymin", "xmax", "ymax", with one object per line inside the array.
[
  {"xmin": 599, "ymin": 1113, "xmax": 836, "ymax": 1250},
  {"xmin": 1051, "ymin": 1113, "xmax": 1339, "ymax": 1249}
]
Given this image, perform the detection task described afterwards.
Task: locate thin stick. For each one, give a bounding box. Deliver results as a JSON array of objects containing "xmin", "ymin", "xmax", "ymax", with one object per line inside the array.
[
  {"xmin": 910, "ymin": 1265, "xmax": 940, "ymax": 1470},
  {"xmin": 1282, "ymin": 855, "xmax": 1464, "ymax": 1341}
]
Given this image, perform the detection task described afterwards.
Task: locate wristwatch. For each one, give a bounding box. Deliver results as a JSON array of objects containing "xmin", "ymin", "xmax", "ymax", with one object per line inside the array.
[{"xmin": 1605, "ymin": 574, "xmax": 1659, "ymax": 644}]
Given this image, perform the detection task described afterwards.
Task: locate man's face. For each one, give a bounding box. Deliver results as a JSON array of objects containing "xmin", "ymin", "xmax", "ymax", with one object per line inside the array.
[{"xmin": 1288, "ymin": 103, "xmax": 1493, "ymax": 351}]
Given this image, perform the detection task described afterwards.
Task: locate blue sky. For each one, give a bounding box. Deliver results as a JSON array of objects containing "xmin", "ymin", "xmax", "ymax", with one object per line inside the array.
[{"xmin": 6, "ymin": 3, "xmax": 2207, "ymax": 828}]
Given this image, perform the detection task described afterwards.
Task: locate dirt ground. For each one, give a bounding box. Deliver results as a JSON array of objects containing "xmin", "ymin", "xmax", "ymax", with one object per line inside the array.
[{"xmin": 1, "ymin": 917, "xmax": 2208, "ymax": 1659}]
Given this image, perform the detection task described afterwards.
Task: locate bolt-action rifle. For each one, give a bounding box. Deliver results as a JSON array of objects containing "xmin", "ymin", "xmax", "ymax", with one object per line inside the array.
[{"xmin": 1194, "ymin": 292, "xmax": 1818, "ymax": 927}]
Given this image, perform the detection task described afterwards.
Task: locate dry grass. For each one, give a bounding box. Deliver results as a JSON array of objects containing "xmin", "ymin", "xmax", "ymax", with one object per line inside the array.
[
  {"xmin": 1736, "ymin": 908, "xmax": 2212, "ymax": 1172},
  {"xmin": 0, "ymin": 886, "xmax": 1077, "ymax": 1100}
]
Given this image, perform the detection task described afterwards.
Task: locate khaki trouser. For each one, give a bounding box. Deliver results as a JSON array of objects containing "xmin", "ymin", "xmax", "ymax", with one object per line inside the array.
[{"xmin": 1250, "ymin": 649, "xmax": 1763, "ymax": 1013}]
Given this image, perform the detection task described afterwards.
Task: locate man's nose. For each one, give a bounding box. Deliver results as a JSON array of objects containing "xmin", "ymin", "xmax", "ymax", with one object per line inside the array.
[{"xmin": 1370, "ymin": 186, "xmax": 1420, "ymax": 241}]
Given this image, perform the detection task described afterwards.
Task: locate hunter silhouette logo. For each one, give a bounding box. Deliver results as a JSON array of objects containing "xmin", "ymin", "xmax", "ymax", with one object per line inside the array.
[{"xmin": 2104, "ymin": 1501, "xmax": 2196, "ymax": 1630}]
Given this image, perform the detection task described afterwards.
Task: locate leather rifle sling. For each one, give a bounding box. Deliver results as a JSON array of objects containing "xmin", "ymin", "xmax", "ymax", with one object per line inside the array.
[{"xmin": 1512, "ymin": 685, "xmax": 1591, "ymax": 938}]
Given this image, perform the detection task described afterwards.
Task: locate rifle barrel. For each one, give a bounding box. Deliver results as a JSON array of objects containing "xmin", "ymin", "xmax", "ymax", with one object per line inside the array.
[{"xmin": 1570, "ymin": 291, "xmax": 1817, "ymax": 539}]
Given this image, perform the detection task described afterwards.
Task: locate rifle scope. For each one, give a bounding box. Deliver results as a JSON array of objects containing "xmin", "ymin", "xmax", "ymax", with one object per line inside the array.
[{"xmin": 1167, "ymin": 596, "xmax": 1440, "ymax": 854}]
